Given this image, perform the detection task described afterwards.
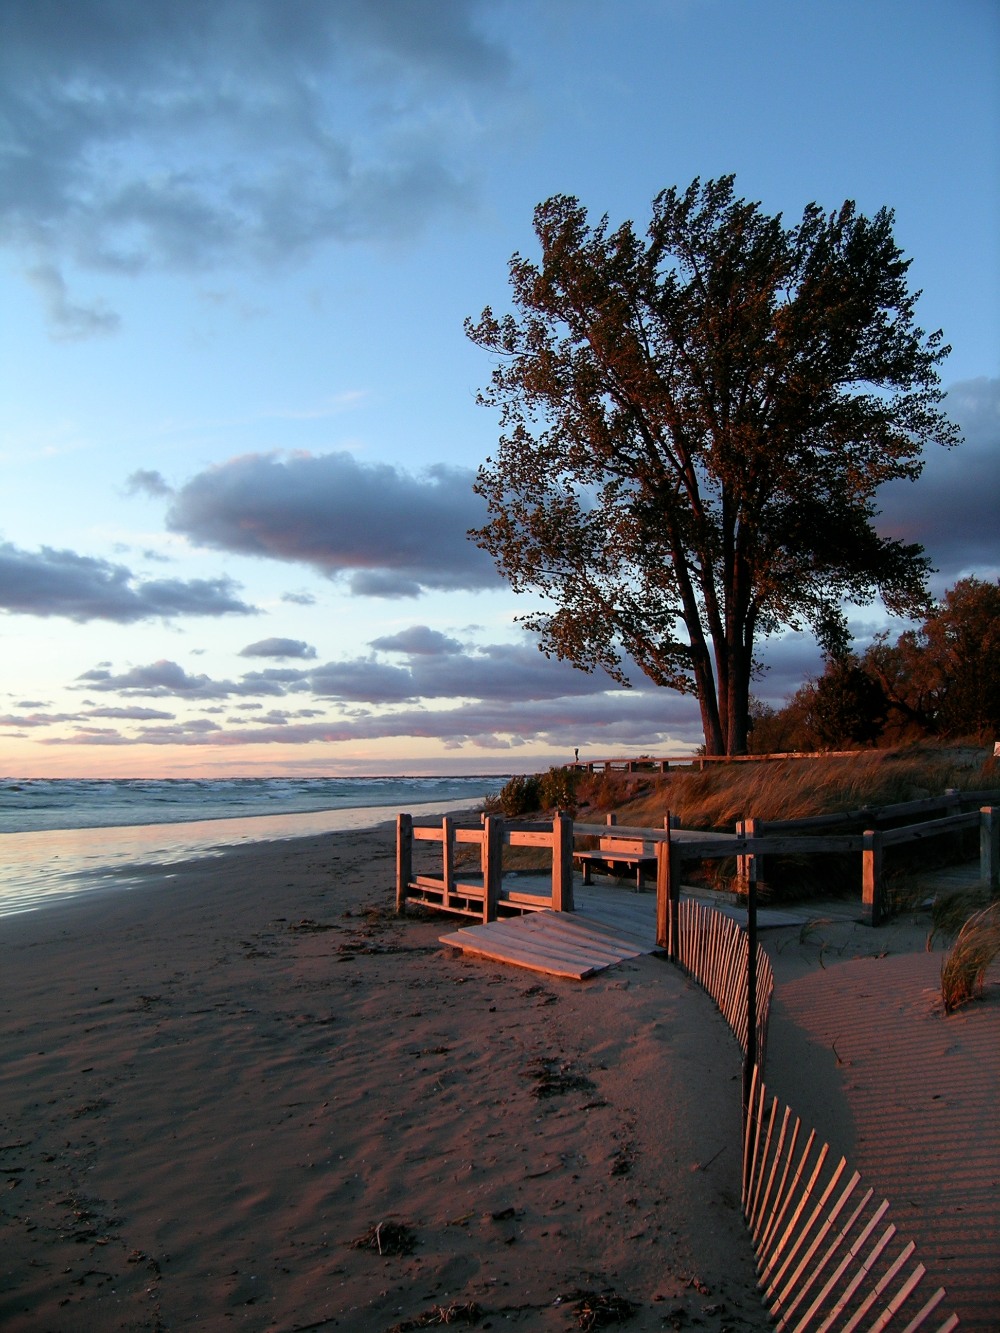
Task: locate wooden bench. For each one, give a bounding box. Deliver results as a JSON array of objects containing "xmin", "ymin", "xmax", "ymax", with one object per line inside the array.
[{"xmin": 573, "ymin": 836, "xmax": 657, "ymax": 890}]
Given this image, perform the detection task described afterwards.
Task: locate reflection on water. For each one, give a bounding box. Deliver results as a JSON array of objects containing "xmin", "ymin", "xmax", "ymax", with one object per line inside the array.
[{"xmin": 0, "ymin": 798, "xmax": 476, "ymax": 918}]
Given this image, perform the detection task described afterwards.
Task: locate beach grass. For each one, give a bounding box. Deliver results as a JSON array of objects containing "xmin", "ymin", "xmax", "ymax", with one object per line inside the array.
[{"xmin": 940, "ymin": 901, "xmax": 1000, "ymax": 1013}]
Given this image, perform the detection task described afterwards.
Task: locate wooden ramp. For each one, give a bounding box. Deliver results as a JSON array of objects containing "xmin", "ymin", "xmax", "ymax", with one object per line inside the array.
[
  {"xmin": 439, "ymin": 899, "xmax": 658, "ymax": 979},
  {"xmin": 439, "ymin": 885, "xmax": 807, "ymax": 980}
]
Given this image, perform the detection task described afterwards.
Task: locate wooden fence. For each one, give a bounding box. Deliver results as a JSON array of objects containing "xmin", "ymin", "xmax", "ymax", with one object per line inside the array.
[
  {"xmin": 396, "ymin": 807, "xmax": 961, "ymax": 1327},
  {"xmin": 670, "ymin": 896, "xmax": 774, "ymax": 1068},
  {"xmin": 671, "ymin": 901, "xmax": 959, "ymax": 1329},
  {"xmin": 398, "ymin": 796, "xmax": 999, "ymax": 929},
  {"xmin": 742, "ymin": 1068, "xmax": 958, "ymax": 1332},
  {"xmin": 568, "ymin": 751, "xmax": 866, "ymax": 774},
  {"xmin": 396, "ymin": 811, "xmax": 574, "ymax": 922}
]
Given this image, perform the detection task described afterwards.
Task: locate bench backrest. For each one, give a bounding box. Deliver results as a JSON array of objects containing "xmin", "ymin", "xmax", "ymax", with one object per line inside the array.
[{"xmin": 598, "ymin": 836, "xmax": 650, "ymax": 856}]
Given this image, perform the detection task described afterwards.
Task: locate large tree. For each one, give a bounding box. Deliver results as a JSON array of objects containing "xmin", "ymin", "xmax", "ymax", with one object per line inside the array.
[{"xmin": 466, "ymin": 176, "xmax": 960, "ymax": 754}]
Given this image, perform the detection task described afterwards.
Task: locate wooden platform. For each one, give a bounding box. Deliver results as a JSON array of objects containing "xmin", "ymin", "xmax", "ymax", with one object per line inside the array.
[
  {"xmin": 439, "ymin": 885, "xmax": 806, "ymax": 980},
  {"xmin": 439, "ymin": 885, "xmax": 662, "ymax": 979}
]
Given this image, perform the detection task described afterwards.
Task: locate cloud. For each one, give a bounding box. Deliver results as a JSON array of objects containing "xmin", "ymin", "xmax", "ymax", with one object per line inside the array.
[
  {"xmin": 166, "ymin": 451, "xmax": 498, "ymax": 595},
  {"xmin": 77, "ymin": 661, "xmax": 235, "ymax": 699},
  {"xmin": 126, "ymin": 469, "xmax": 174, "ymax": 499},
  {"xmin": 877, "ymin": 377, "xmax": 1000, "ymax": 585},
  {"xmin": 0, "ymin": 539, "xmax": 257, "ymax": 622},
  {"xmin": 86, "ymin": 705, "xmax": 176, "ymax": 720},
  {"xmin": 26, "ymin": 262, "xmax": 120, "ymax": 340},
  {"xmin": 44, "ymin": 685, "xmax": 705, "ymax": 751},
  {"xmin": 369, "ymin": 625, "xmax": 463, "ymax": 655},
  {"xmin": 0, "ymin": 0, "xmax": 510, "ymax": 333},
  {"xmin": 238, "ymin": 637, "xmax": 317, "ymax": 660}
]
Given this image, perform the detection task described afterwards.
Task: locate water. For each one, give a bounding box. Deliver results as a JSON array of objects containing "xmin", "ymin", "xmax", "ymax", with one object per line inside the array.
[
  {"xmin": 0, "ymin": 775, "xmax": 505, "ymax": 918},
  {"xmin": 0, "ymin": 775, "xmax": 499, "ymax": 834}
]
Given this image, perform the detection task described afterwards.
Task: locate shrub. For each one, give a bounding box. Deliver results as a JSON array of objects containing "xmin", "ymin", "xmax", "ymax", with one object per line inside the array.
[
  {"xmin": 485, "ymin": 773, "xmax": 541, "ymax": 817},
  {"xmin": 536, "ymin": 766, "xmax": 580, "ymax": 812}
]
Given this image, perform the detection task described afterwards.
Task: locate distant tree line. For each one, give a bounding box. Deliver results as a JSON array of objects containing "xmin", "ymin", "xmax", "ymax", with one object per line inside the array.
[{"xmin": 749, "ymin": 577, "xmax": 1000, "ymax": 752}]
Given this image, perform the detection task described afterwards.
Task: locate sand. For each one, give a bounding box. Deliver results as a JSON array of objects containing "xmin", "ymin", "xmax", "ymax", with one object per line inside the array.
[{"xmin": 0, "ymin": 825, "xmax": 996, "ymax": 1331}]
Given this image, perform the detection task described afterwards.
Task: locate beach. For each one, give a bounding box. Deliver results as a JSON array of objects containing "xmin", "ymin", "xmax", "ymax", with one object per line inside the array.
[{"xmin": 1, "ymin": 824, "xmax": 996, "ymax": 1330}]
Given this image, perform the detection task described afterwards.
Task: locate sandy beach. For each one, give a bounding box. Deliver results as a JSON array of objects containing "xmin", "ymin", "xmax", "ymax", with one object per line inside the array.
[{"xmin": 1, "ymin": 824, "xmax": 996, "ymax": 1330}]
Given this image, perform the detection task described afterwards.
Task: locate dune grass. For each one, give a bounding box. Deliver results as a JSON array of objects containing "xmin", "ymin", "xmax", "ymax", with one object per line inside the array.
[
  {"xmin": 940, "ymin": 902, "xmax": 1000, "ymax": 1013},
  {"xmin": 603, "ymin": 746, "xmax": 997, "ymax": 831}
]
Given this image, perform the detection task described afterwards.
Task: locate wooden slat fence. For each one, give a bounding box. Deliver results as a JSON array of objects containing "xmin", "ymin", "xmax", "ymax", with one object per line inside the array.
[
  {"xmin": 671, "ymin": 897, "xmax": 774, "ymax": 1066},
  {"xmin": 742, "ymin": 1067, "xmax": 958, "ymax": 1332}
]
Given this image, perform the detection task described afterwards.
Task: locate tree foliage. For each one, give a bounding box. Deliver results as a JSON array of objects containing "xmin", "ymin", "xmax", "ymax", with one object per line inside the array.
[
  {"xmin": 467, "ymin": 176, "xmax": 959, "ymax": 754},
  {"xmin": 750, "ymin": 578, "xmax": 1000, "ymax": 752},
  {"xmin": 863, "ymin": 578, "xmax": 1000, "ymax": 742},
  {"xmin": 806, "ymin": 658, "xmax": 889, "ymax": 749}
]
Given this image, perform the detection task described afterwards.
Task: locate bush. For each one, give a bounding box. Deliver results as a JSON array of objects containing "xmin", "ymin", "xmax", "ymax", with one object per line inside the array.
[
  {"xmin": 484, "ymin": 773, "xmax": 541, "ymax": 817},
  {"xmin": 482, "ymin": 767, "xmax": 580, "ymax": 818},
  {"xmin": 536, "ymin": 766, "xmax": 580, "ymax": 812}
]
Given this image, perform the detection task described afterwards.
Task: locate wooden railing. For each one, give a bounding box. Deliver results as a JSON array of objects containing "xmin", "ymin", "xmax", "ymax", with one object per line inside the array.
[
  {"xmin": 396, "ymin": 812, "xmax": 573, "ymax": 922},
  {"xmin": 397, "ymin": 797, "xmax": 998, "ymax": 929},
  {"xmin": 568, "ymin": 751, "xmax": 867, "ymax": 774}
]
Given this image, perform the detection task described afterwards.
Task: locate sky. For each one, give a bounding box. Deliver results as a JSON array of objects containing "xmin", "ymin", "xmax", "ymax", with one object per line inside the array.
[{"xmin": 0, "ymin": 0, "xmax": 997, "ymax": 779}]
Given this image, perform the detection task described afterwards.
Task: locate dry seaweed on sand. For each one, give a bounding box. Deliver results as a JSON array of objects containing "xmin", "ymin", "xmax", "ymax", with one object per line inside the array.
[
  {"xmin": 349, "ymin": 1220, "xmax": 417, "ymax": 1256},
  {"xmin": 567, "ymin": 1287, "xmax": 639, "ymax": 1329},
  {"xmin": 523, "ymin": 1056, "xmax": 596, "ymax": 1098},
  {"xmin": 385, "ymin": 1301, "xmax": 483, "ymax": 1330}
]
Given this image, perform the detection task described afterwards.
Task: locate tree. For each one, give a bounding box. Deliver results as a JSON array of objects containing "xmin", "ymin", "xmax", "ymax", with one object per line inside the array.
[
  {"xmin": 466, "ymin": 176, "xmax": 959, "ymax": 754},
  {"xmin": 864, "ymin": 578, "xmax": 1000, "ymax": 741},
  {"xmin": 805, "ymin": 657, "xmax": 889, "ymax": 749}
]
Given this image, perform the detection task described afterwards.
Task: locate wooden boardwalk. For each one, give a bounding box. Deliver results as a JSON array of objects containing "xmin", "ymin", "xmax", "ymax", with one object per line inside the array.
[{"xmin": 440, "ymin": 885, "xmax": 804, "ymax": 980}]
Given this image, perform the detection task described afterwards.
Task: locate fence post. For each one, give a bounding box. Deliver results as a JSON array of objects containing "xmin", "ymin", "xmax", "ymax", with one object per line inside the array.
[
  {"xmin": 737, "ymin": 817, "xmax": 760, "ymax": 896},
  {"xmin": 862, "ymin": 829, "xmax": 884, "ymax": 926},
  {"xmin": 482, "ymin": 815, "xmax": 502, "ymax": 923},
  {"xmin": 982, "ymin": 807, "xmax": 999, "ymax": 896},
  {"xmin": 656, "ymin": 830, "xmax": 681, "ymax": 955},
  {"xmin": 743, "ymin": 871, "xmax": 758, "ymax": 1133},
  {"xmin": 395, "ymin": 812, "xmax": 412, "ymax": 915},
  {"xmin": 552, "ymin": 812, "xmax": 575, "ymax": 913},
  {"xmin": 442, "ymin": 814, "xmax": 454, "ymax": 912}
]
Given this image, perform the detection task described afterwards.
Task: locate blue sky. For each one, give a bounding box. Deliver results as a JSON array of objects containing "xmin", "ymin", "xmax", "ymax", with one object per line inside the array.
[{"xmin": 1, "ymin": 0, "xmax": 997, "ymax": 778}]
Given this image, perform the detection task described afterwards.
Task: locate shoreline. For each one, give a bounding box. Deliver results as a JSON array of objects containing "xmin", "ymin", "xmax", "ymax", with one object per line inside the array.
[
  {"xmin": 1, "ymin": 828, "xmax": 996, "ymax": 1329},
  {"xmin": 0, "ymin": 796, "xmax": 481, "ymax": 919}
]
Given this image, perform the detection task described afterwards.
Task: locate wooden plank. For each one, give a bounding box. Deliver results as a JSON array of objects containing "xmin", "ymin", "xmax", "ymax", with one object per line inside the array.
[
  {"xmin": 508, "ymin": 829, "xmax": 558, "ymax": 847},
  {"xmin": 454, "ymin": 827, "xmax": 484, "ymax": 844},
  {"xmin": 442, "ymin": 918, "xmax": 637, "ymax": 975},
  {"xmin": 411, "ymin": 874, "xmax": 485, "ymax": 898},
  {"xmin": 525, "ymin": 911, "xmax": 653, "ymax": 955},
  {"xmin": 553, "ymin": 811, "xmax": 574, "ymax": 912},
  {"xmin": 897, "ymin": 1291, "xmax": 947, "ymax": 1333},
  {"xmin": 439, "ymin": 905, "xmax": 655, "ymax": 979},
  {"xmin": 879, "ymin": 812, "xmax": 976, "ymax": 846},
  {"xmin": 396, "ymin": 812, "xmax": 412, "ymax": 914},
  {"xmin": 438, "ymin": 930, "xmax": 600, "ymax": 979}
]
